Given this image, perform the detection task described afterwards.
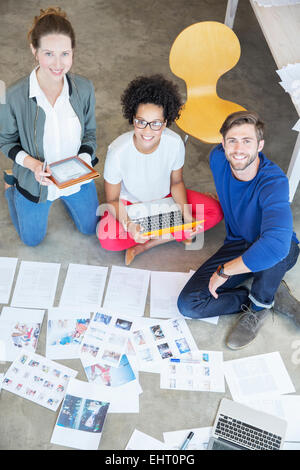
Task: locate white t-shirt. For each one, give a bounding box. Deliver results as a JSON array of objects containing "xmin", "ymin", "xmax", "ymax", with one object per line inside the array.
[{"xmin": 104, "ymin": 128, "xmax": 185, "ymax": 203}]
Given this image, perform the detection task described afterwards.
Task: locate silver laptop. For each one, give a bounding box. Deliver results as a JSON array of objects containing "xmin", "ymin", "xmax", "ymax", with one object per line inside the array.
[
  {"xmin": 126, "ymin": 197, "xmax": 203, "ymax": 237},
  {"xmin": 207, "ymin": 398, "xmax": 287, "ymax": 450}
]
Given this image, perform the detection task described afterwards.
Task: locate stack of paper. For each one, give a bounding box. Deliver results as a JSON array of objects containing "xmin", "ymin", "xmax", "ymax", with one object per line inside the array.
[{"xmin": 277, "ymin": 63, "xmax": 300, "ymax": 131}]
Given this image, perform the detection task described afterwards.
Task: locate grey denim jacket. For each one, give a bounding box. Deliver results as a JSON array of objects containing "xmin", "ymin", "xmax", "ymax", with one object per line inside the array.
[{"xmin": 0, "ymin": 72, "xmax": 98, "ymax": 203}]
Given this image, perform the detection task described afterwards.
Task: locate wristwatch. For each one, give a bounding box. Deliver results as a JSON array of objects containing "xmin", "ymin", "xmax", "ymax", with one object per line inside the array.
[{"xmin": 216, "ymin": 264, "xmax": 231, "ymax": 279}]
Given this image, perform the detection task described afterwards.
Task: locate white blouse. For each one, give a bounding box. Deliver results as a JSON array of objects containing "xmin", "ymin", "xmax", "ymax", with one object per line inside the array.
[{"xmin": 16, "ymin": 69, "xmax": 91, "ymax": 201}]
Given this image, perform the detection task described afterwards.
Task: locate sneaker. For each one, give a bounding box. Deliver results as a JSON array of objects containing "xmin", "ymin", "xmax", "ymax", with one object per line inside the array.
[
  {"xmin": 273, "ymin": 280, "xmax": 300, "ymax": 328},
  {"xmin": 226, "ymin": 305, "xmax": 271, "ymax": 350}
]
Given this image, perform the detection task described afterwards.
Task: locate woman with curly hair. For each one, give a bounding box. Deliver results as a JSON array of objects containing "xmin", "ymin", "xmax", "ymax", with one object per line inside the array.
[
  {"xmin": 0, "ymin": 7, "xmax": 99, "ymax": 246},
  {"xmin": 97, "ymin": 75, "xmax": 223, "ymax": 264}
]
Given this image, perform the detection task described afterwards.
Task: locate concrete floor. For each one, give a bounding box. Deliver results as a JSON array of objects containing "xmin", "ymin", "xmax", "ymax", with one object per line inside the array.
[{"xmin": 0, "ymin": 0, "xmax": 299, "ymax": 450}]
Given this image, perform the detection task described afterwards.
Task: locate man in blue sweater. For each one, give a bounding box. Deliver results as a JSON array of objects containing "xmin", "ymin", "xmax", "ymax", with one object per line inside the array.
[{"xmin": 178, "ymin": 111, "xmax": 300, "ymax": 349}]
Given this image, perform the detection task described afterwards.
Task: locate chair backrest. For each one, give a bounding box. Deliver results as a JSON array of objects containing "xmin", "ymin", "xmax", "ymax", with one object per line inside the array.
[{"xmin": 169, "ymin": 21, "xmax": 246, "ymax": 143}]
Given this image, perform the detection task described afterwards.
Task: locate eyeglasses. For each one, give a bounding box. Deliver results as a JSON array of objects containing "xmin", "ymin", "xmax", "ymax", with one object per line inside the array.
[{"xmin": 133, "ymin": 118, "xmax": 165, "ymax": 131}]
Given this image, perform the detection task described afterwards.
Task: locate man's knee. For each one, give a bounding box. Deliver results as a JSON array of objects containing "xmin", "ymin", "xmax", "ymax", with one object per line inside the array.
[{"xmin": 177, "ymin": 289, "xmax": 206, "ymax": 319}]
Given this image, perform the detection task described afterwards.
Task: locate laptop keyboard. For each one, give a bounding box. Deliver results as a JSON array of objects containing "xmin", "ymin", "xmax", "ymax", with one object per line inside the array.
[
  {"xmin": 132, "ymin": 210, "xmax": 184, "ymax": 234},
  {"xmin": 215, "ymin": 414, "xmax": 282, "ymax": 450}
]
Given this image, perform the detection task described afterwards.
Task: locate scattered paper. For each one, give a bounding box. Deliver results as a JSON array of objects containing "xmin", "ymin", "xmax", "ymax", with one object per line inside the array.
[
  {"xmin": 130, "ymin": 317, "xmax": 199, "ymax": 373},
  {"xmin": 11, "ymin": 261, "xmax": 60, "ymax": 309},
  {"xmin": 223, "ymin": 352, "xmax": 296, "ymax": 402},
  {"xmin": 80, "ymin": 310, "xmax": 135, "ymax": 368},
  {"xmin": 51, "ymin": 378, "xmax": 110, "ymax": 450},
  {"xmin": 46, "ymin": 308, "xmax": 91, "ymax": 360},
  {"xmin": 59, "ymin": 264, "xmax": 108, "ymax": 310},
  {"xmin": 2, "ymin": 351, "xmax": 77, "ymax": 411},
  {"xmin": 254, "ymin": 0, "xmax": 300, "ymax": 6},
  {"xmin": 0, "ymin": 307, "xmax": 45, "ymax": 361},
  {"xmin": 239, "ymin": 395, "xmax": 300, "ymax": 443},
  {"xmin": 163, "ymin": 426, "xmax": 212, "ymax": 450},
  {"xmin": 0, "ymin": 257, "xmax": 18, "ymax": 304},
  {"xmin": 126, "ymin": 429, "xmax": 168, "ymax": 450},
  {"xmin": 0, "ymin": 373, "xmax": 4, "ymax": 391},
  {"xmin": 160, "ymin": 351, "xmax": 225, "ymax": 393},
  {"xmin": 103, "ymin": 266, "xmax": 150, "ymax": 317}
]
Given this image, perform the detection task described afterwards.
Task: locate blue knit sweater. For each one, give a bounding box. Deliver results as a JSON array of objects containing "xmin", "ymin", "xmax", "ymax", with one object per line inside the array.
[{"xmin": 210, "ymin": 144, "xmax": 298, "ymax": 272}]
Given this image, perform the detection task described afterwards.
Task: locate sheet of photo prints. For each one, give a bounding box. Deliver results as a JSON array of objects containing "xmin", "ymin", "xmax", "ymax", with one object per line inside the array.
[
  {"xmin": 129, "ymin": 317, "xmax": 199, "ymax": 373},
  {"xmin": 46, "ymin": 308, "xmax": 91, "ymax": 360},
  {"xmin": 160, "ymin": 350, "xmax": 225, "ymax": 393},
  {"xmin": 51, "ymin": 378, "xmax": 110, "ymax": 450},
  {"xmin": 2, "ymin": 351, "xmax": 77, "ymax": 411},
  {"xmin": 0, "ymin": 307, "xmax": 45, "ymax": 362},
  {"xmin": 79, "ymin": 310, "xmax": 135, "ymax": 369}
]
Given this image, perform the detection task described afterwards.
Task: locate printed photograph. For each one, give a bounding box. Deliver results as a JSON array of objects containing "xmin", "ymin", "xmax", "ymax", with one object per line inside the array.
[
  {"xmin": 157, "ymin": 342, "xmax": 173, "ymax": 359},
  {"xmin": 150, "ymin": 325, "xmax": 165, "ymax": 341},
  {"xmin": 85, "ymin": 355, "xmax": 136, "ymax": 387},
  {"xmin": 94, "ymin": 312, "xmax": 112, "ymax": 325},
  {"xmin": 48, "ymin": 318, "xmax": 90, "ymax": 349},
  {"xmin": 132, "ymin": 330, "xmax": 146, "ymax": 346},
  {"xmin": 171, "ymin": 320, "xmax": 183, "ymax": 334},
  {"xmin": 175, "ymin": 337, "xmax": 191, "ymax": 354},
  {"xmin": 101, "ymin": 349, "xmax": 121, "ymax": 366},
  {"xmin": 57, "ymin": 394, "xmax": 109, "ymax": 433},
  {"xmin": 10, "ymin": 322, "xmax": 41, "ymax": 351},
  {"xmin": 81, "ymin": 343, "xmax": 99, "ymax": 358},
  {"xmin": 115, "ymin": 318, "xmax": 132, "ymax": 331}
]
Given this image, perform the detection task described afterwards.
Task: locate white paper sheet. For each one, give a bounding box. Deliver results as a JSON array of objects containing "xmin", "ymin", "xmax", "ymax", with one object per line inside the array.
[
  {"xmin": 103, "ymin": 266, "xmax": 150, "ymax": 317},
  {"xmin": 150, "ymin": 271, "xmax": 193, "ymax": 319},
  {"xmin": 0, "ymin": 257, "xmax": 18, "ymax": 304},
  {"xmin": 80, "ymin": 310, "xmax": 135, "ymax": 368},
  {"xmin": 51, "ymin": 378, "xmax": 110, "ymax": 450},
  {"xmin": 239, "ymin": 395, "xmax": 300, "ymax": 443},
  {"xmin": 46, "ymin": 308, "xmax": 91, "ymax": 359},
  {"xmin": 163, "ymin": 426, "xmax": 212, "ymax": 450},
  {"xmin": 2, "ymin": 351, "xmax": 77, "ymax": 411},
  {"xmin": 160, "ymin": 350, "xmax": 225, "ymax": 393},
  {"xmin": 59, "ymin": 264, "xmax": 108, "ymax": 310},
  {"xmin": 11, "ymin": 261, "xmax": 60, "ymax": 309},
  {"xmin": 130, "ymin": 317, "xmax": 199, "ymax": 373},
  {"xmin": 223, "ymin": 352, "xmax": 296, "ymax": 402},
  {"xmin": 254, "ymin": 0, "xmax": 300, "ymax": 6},
  {"xmin": 0, "ymin": 307, "xmax": 45, "ymax": 361},
  {"xmin": 126, "ymin": 429, "xmax": 168, "ymax": 450}
]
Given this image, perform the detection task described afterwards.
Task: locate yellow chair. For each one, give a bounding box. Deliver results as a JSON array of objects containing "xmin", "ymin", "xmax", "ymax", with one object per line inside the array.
[{"xmin": 169, "ymin": 21, "xmax": 246, "ymax": 144}]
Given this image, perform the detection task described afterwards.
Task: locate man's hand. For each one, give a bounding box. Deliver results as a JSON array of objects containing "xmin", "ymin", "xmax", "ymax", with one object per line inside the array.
[{"xmin": 208, "ymin": 271, "xmax": 227, "ymax": 299}]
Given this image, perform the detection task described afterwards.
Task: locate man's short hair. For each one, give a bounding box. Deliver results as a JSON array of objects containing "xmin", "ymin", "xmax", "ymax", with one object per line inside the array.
[{"xmin": 220, "ymin": 111, "xmax": 264, "ymax": 141}]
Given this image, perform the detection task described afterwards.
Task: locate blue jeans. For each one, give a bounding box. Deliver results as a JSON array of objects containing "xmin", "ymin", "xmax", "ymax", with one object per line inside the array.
[
  {"xmin": 5, "ymin": 181, "xmax": 100, "ymax": 247},
  {"xmin": 177, "ymin": 239, "xmax": 300, "ymax": 319}
]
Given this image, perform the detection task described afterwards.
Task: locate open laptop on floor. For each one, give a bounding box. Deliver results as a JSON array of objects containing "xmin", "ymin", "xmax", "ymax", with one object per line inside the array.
[
  {"xmin": 207, "ymin": 398, "xmax": 287, "ymax": 450},
  {"xmin": 126, "ymin": 196, "xmax": 204, "ymax": 237}
]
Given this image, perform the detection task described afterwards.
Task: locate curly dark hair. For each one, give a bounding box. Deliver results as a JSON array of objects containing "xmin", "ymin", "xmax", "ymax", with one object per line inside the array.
[{"xmin": 121, "ymin": 74, "xmax": 183, "ymax": 127}]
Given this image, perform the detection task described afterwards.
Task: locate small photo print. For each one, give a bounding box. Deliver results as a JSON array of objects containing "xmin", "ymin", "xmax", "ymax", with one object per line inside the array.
[
  {"xmin": 202, "ymin": 353, "xmax": 209, "ymax": 362},
  {"xmin": 150, "ymin": 325, "xmax": 165, "ymax": 341},
  {"xmin": 85, "ymin": 355, "xmax": 135, "ymax": 388},
  {"xmin": 94, "ymin": 312, "xmax": 112, "ymax": 325},
  {"xmin": 101, "ymin": 349, "xmax": 121, "ymax": 366},
  {"xmin": 10, "ymin": 322, "xmax": 41, "ymax": 350},
  {"xmin": 81, "ymin": 343, "xmax": 99, "ymax": 358},
  {"xmin": 28, "ymin": 360, "xmax": 39, "ymax": 368},
  {"xmin": 57, "ymin": 394, "xmax": 109, "ymax": 433},
  {"xmin": 115, "ymin": 318, "xmax": 132, "ymax": 331},
  {"xmin": 85, "ymin": 363, "xmax": 112, "ymax": 386},
  {"xmin": 175, "ymin": 338, "xmax": 191, "ymax": 354},
  {"xmin": 133, "ymin": 330, "xmax": 146, "ymax": 346},
  {"xmin": 48, "ymin": 318, "xmax": 90, "ymax": 348},
  {"xmin": 19, "ymin": 355, "xmax": 28, "ymax": 365},
  {"xmin": 157, "ymin": 342, "xmax": 173, "ymax": 359}
]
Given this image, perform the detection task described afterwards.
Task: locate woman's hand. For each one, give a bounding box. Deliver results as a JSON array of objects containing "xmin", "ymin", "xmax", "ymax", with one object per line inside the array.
[
  {"xmin": 24, "ymin": 156, "xmax": 53, "ymax": 186},
  {"xmin": 127, "ymin": 221, "xmax": 150, "ymax": 244}
]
